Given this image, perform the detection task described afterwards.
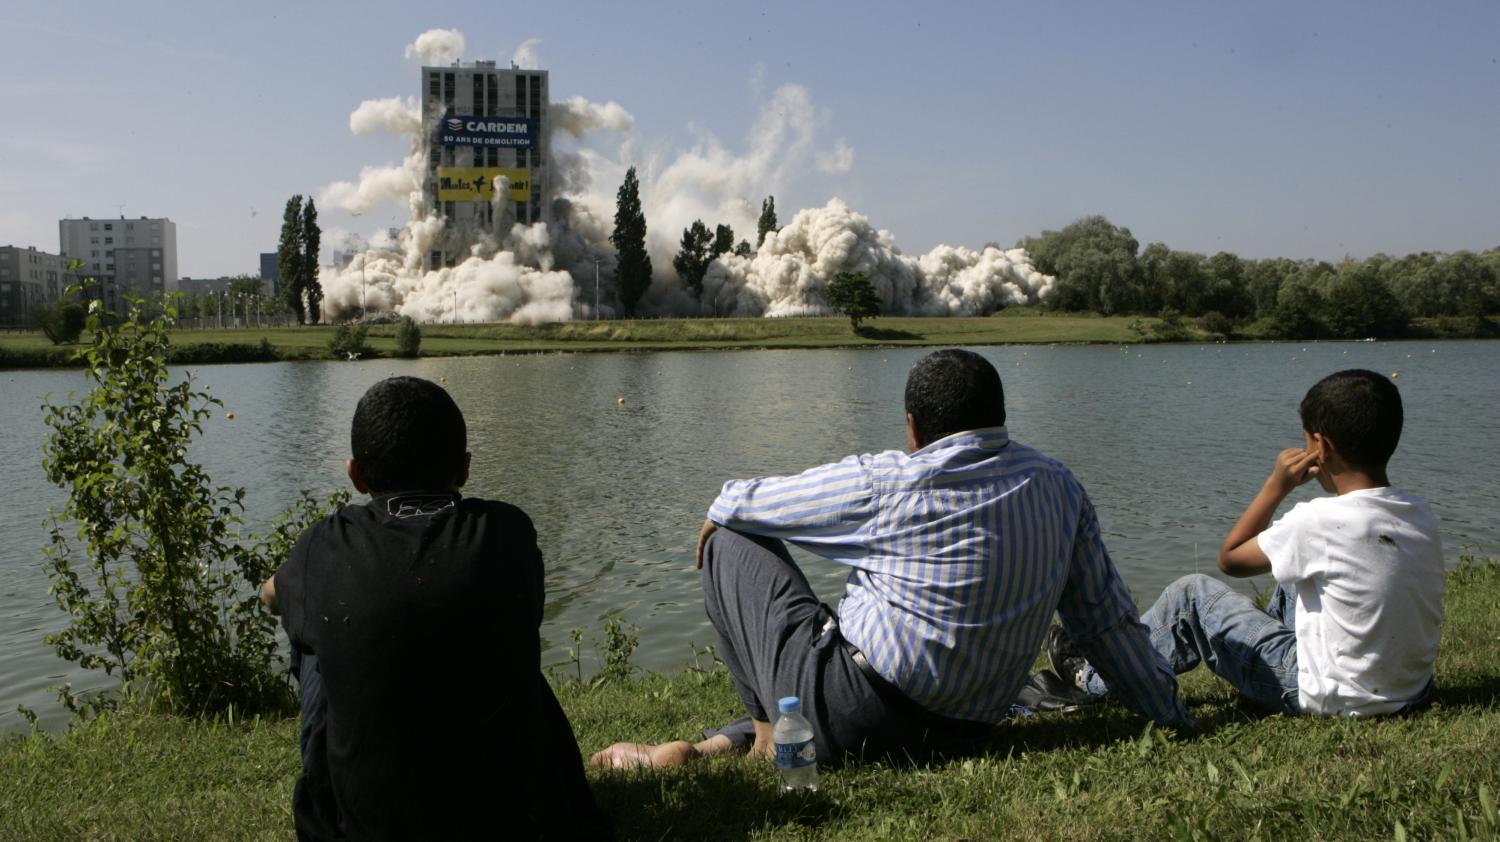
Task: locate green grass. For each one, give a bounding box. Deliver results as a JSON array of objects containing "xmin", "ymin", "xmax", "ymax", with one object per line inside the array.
[
  {"xmin": 5, "ymin": 559, "xmax": 1499, "ymax": 840},
  {"xmin": 0, "ymin": 313, "xmax": 1177, "ymax": 370}
]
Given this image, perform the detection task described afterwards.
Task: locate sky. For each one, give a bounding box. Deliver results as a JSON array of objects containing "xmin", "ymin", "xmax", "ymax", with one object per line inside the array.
[{"xmin": 0, "ymin": 0, "xmax": 1496, "ymax": 279}]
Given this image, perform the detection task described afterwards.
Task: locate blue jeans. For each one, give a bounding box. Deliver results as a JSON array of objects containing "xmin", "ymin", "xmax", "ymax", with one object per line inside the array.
[{"xmin": 1082, "ymin": 574, "xmax": 1300, "ymax": 715}]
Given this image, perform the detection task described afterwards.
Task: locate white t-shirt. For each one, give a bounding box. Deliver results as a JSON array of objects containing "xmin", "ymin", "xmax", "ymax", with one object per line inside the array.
[{"xmin": 1257, "ymin": 487, "xmax": 1444, "ymax": 716}]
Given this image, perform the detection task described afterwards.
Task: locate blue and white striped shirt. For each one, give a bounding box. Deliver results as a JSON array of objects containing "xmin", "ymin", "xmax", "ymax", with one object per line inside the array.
[{"xmin": 708, "ymin": 427, "xmax": 1189, "ymax": 725}]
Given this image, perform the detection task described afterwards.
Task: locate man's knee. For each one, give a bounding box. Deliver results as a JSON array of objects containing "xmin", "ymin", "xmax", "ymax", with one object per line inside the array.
[{"xmin": 702, "ymin": 527, "xmax": 792, "ymax": 574}]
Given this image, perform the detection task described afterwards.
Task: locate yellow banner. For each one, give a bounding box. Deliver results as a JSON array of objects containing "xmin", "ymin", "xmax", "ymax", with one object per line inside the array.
[{"xmin": 436, "ymin": 167, "xmax": 531, "ymax": 202}]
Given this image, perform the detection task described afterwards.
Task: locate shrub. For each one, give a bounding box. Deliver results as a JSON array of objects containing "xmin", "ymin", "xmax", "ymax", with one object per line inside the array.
[
  {"xmin": 40, "ymin": 297, "xmax": 343, "ymax": 719},
  {"xmin": 1198, "ymin": 310, "xmax": 1234, "ymax": 339},
  {"xmin": 35, "ymin": 300, "xmax": 87, "ymax": 344},
  {"xmin": 394, "ymin": 315, "xmax": 422, "ymax": 358},
  {"xmin": 328, "ymin": 323, "xmax": 370, "ymax": 359}
]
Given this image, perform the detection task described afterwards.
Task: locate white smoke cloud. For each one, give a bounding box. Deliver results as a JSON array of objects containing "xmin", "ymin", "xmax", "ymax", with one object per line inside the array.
[
  {"xmin": 511, "ymin": 38, "xmax": 543, "ymax": 70},
  {"xmin": 318, "ymin": 156, "xmax": 424, "ymax": 216},
  {"xmin": 700, "ymin": 199, "xmax": 1054, "ymax": 318},
  {"xmin": 551, "ymin": 96, "xmax": 635, "ymax": 138},
  {"xmin": 349, "ymin": 97, "xmax": 420, "ymax": 136},
  {"xmin": 817, "ymin": 139, "xmax": 855, "ymax": 174},
  {"xmin": 313, "ymin": 28, "xmax": 1053, "ymax": 325},
  {"xmin": 405, "ymin": 29, "xmax": 465, "ymax": 65}
]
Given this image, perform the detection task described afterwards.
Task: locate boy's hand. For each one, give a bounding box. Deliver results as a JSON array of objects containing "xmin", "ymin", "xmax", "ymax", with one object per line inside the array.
[{"xmin": 1267, "ymin": 447, "xmax": 1320, "ymax": 495}]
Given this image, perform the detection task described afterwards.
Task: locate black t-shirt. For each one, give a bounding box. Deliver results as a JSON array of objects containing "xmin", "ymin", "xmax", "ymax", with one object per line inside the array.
[{"xmin": 275, "ymin": 492, "xmax": 609, "ymax": 841}]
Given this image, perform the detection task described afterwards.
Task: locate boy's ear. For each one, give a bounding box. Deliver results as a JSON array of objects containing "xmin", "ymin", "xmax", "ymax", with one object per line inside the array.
[{"xmin": 346, "ymin": 458, "xmax": 372, "ymax": 494}]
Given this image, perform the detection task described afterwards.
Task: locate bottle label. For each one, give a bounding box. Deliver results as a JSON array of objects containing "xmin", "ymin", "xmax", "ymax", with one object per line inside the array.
[{"xmin": 775, "ymin": 738, "xmax": 815, "ymax": 769}]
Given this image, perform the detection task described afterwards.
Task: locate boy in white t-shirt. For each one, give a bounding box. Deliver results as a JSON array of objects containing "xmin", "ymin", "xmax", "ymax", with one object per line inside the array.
[{"xmin": 1052, "ymin": 369, "xmax": 1443, "ymax": 716}]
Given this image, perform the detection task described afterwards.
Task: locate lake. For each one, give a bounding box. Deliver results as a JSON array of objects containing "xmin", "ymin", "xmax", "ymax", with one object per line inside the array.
[{"xmin": 2, "ymin": 340, "xmax": 1497, "ymax": 733}]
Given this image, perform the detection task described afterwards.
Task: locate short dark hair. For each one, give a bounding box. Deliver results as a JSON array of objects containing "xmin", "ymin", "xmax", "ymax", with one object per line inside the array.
[
  {"xmin": 350, "ymin": 376, "xmax": 467, "ymax": 493},
  {"xmin": 904, "ymin": 349, "xmax": 1006, "ymax": 443},
  {"xmin": 1298, "ymin": 369, "xmax": 1403, "ymax": 472}
]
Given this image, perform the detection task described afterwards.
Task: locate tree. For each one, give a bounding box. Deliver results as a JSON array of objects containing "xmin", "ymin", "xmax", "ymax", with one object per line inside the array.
[
  {"xmin": 302, "ymin": 198, "xmax": 323, "ymax": 324},
  {"xmin": 277, "ymin": 195, "xmax": 305, "ymax": 323},
  {"xmin": 733, "ymin": 240, "xmax": 753, "ymax": 258},
  {"xmin": 757, "ymin": 196, "xmax": 778, "ymax": 247},
  {"xmin": 825, "ymin": 270, "xmax": 882, "ymax": 329},
  {"xmin": 610, "ymin": 167, "xmax": 652, "ymax": 316},
  {"xmin": 395, "ymin": 315, "xmax": 422, "ymax": 358},
  {"xmin": 1323, "ymin": 261, "xmax": 1409, "ymax": 339},
  {"xmin": 40, "ymin": 296, "xmax": 341, "ymax": 717},
  {"xmin": 1020, "ymin": 216, "xmax": 1142, "ymax": 315},
  {"xmin": 672, "ymin": 220, "xmax": 712, "ymax": 299},
  {"xmin": 35, "ymin": 299, "xmax": 87, "ymax": 344},
  {"xmin": 711, "ymin": 224, "xmax": 735, "ymax": 257}
]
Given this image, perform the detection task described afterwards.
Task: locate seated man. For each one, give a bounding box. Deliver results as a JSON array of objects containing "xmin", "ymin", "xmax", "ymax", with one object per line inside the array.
[
  {"xmin": 593, "ymin": 349, "xmax": 1189, "ymax": 770},
  {"xmin": 260, "ymin": 376, "xmax": 609, "ymax": 841},
  {"xmin": 1051, "ymin": 369, "xmax": 1443, "ymax": 717}
]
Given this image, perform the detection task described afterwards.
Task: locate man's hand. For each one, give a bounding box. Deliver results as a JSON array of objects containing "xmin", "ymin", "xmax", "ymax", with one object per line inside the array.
[
  {"xmin": 695, "ymin": 519, "xmax": 718, "ymax": 570},
  {"xmin": 1267, "ymin": 447, "xmax": 1321, "ymax": 495}
]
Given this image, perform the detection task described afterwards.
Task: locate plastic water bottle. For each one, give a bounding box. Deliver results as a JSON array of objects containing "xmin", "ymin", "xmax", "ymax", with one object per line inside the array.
[{"xmin": 773, "ymin": 695, "xmax": 819, "ymax": 792}]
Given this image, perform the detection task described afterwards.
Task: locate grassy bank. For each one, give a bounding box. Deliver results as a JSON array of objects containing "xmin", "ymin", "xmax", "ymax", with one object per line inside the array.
[
  {"xmin": 4, "ymin": 558, "xmax": 1497, "ymax": 840},
  {"xmin": 0, "ymin": 312, "xmax": 1149, "ymax": 369},
  {"xmin": 4, "ymin": 312, "xmax": 1494, "ymax": 370}
]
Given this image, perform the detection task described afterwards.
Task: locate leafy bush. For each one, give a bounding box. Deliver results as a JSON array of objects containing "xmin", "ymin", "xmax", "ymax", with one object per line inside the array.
[
  {"xmin": 328, "ymin": 323, "xmax": 370, "ymax": 359},
  {"xmin": 40, "ymin": 297, "xmax": 344, "ymax": 719},
  {"xmin": 35, "ymin": 300, "xmax": 87, "ymax": 344},
  {"xmin": 394, "ymin": 315, "xmax": 421, "ymax": 358},
  {"xmin": 1198, "ymin": 310, "xmax": 1234, "ymax": 339}
]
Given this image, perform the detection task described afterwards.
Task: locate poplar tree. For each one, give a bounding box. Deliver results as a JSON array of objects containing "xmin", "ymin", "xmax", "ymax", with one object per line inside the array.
[
  {"xmin": 277, "ymin": 196, "xmax": 305, "ymax": 323},
  {"xmin": 610, "ymin": 167, "xmax": 652, "ymax": 316},
  {"xmin": 302, "ymin": 198, "xmax": 323, "ymax": 324},
  {"xmin": 756, "ymin": 195, "xmax": 778, "ymax": 247}
]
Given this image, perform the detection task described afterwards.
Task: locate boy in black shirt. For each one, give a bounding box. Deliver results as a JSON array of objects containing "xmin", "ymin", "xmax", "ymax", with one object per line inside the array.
[{"xmin": 260, "ymin": 376, "xmax": 609, "ymax": 841}]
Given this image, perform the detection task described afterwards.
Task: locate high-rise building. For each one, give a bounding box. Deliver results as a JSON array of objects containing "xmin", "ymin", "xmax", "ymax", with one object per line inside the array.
[
  {"xmin": 260, "ymin": 252, "xmax": 279, "ymax": 297},
  {"xmin": 0, "ymin": 245, "xmax": 82, "ymax": 329},
  {"xmin": 58, "ymin": 216, "xmax": 178, "ymax": 311},
  {"xmin": 421, "ymin": 60, "xmax": 549, "ymax": 270}
]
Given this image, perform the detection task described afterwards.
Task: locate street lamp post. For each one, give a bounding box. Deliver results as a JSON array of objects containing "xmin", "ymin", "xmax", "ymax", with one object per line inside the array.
[{"xmin": 593, "ymin": 257, "xmax": 600, "ymax": 320}]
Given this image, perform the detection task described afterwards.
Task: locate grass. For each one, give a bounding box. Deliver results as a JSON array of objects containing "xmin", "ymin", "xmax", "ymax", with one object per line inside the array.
[
  {"xmin": 4, "ymin": 559, "xmax": 1498, "ymax": 840},
  {"xmin": 0, "ymin": 313, "xmax": 1180, "ymax": 370}
]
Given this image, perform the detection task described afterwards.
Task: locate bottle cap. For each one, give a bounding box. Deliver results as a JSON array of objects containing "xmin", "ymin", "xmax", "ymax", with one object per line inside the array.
[{"xmin": 777, "ymin": 696, "xmax": 801, "ymax": 715}]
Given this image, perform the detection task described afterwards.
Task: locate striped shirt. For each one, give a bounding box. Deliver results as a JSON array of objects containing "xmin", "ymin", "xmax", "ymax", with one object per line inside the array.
[{"xmin": 708, "ymin": 426, "xmax": 1189, "ymax": 725}]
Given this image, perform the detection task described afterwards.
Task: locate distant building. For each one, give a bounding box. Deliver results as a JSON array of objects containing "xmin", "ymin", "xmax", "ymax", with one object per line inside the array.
[
  {"xmin": 58, "ymin": 216, "xmax": 178, "ymax": 311},
  {"xmin": 0, "ymin": 245, "xmax": 81, "ymax": 328},
  {"xmin": 259, "ymin": 252, "xmax": 279, "ymax": 296},
  {"xmin": 421, "ymin": 60, "xmax": 550, "ymax": 270}
]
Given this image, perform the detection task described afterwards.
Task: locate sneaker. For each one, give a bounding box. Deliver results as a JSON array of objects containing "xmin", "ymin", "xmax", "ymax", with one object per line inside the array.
[
  {"xmin": 1046, "ymin": 625, "xmax": 1091, "ymax": 692},
  {"xmin": 1015, "ymin": 669, "xmax": 1103, "ymax": 713}
]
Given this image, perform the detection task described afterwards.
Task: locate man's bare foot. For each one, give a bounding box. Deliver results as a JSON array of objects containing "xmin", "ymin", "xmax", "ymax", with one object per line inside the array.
[
  {"xmin": 589, "ymin": 740, "xmax": 698, "ymax": 769},
  {"xmin": 590, "ymin": 734, "xmax": 737, "ymax": 770}
]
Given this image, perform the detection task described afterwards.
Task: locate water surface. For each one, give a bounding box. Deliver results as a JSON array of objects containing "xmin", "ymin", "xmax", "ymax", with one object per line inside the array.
[{"xmin": 2, "ymin": 340, "xmax": 1496, "ymax": 732}]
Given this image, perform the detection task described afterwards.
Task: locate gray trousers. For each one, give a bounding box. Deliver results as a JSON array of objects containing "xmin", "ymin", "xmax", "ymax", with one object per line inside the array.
[{"xmin": 700, "ymin": 528, "xmax": 993, "ymax": 766}]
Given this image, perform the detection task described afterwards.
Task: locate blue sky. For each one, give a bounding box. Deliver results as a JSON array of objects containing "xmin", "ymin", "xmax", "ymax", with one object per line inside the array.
[{"xmin": 1, "ymin": 0, "xmax": 1496, "ymax": 278}]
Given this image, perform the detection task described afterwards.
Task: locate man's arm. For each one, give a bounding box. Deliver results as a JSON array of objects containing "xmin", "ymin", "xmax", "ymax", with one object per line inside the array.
[
  {"xmin": 701, "ymin": 453, "xmax": 877, "ymax": 563},
  {"xmin": 259, "ymin": 575, "xmax": 279, "ymax": 615},
  {"xmin": 1218, "ymin": 447, "xmax": 1320, "ymax": 578},
  {"xmin": 1057, "ymin": 493, "xmax": 1191, "ymax": 727}
]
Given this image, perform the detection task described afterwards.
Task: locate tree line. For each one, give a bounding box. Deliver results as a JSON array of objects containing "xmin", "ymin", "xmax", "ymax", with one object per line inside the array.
[{"xmin": 1020, "ymin": 215, "xmax": 1500, "ymax": 339}]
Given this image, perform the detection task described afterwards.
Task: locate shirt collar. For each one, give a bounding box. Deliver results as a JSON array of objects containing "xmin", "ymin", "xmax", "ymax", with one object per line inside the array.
[{"xmin": 912, "ymin": 426, "xmax": 1010, "ymax": 456}]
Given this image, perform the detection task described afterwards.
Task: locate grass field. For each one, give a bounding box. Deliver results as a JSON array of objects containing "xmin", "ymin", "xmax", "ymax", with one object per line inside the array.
[
  {"xmin": 0, "ymin": 312, "xmax": 1183, "ymax": 370},
  {"xmin": 3, "ymin": 558, "xmax": 1497, "ymax": 840}
]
